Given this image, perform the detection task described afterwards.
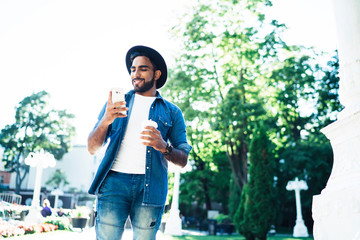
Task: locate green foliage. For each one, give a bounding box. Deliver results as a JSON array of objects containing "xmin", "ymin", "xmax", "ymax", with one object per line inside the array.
[
  {"xmin": 269, "ymin": 55, "xmax": 317, "ymax": 141},
  {"xmin": 315, "ymin": 53, "xmax": 343, "ymax": 129},
  {"xmin": 43, "ymin": 216, "xmax": 71, "ymax": 230},
  {"xmin": 179, "ymin": 150, "xmax": 231, "ymax": 215},
  {"xmin": 46, "ymin": 169, "xmax": 70, "ymax": 189},
  {"xmin": 165, "ymin": 0, "xmax": 286, "ymax": 198},
  {"xmin": 248, "ymin": 124, "xmax": 276, "ymax": 238},
  {"xmin": 235, "ymin": 124, "xmax": 275, "ymax": 239},
  {"xmin": 0, "ymin": 91, "xmax": 75, "ymax": 192},
  {"xmin": 266, "ymin": 53, "xmax": 338, "ymax": 229},
  {"xmin": 228, "ymin": 177, "xmax": 241, "ymax": 219},
  {"xmin": 274, "ymin": 136, "xmax": 333, "ymax": 228},
  {"xmin": 214, "ymin": 213, "xmax": 231, "ymax": 224},
  {"xmin": 209, "ymin": 151, "xmax": 232, "ymax": 212},
  {"xmin": 234, "ymin": 185, "xmax": 254, "ymax": 240},
  {"xmin": 163, "ymin": 0, "xmax": 338, "ymax": 233}
]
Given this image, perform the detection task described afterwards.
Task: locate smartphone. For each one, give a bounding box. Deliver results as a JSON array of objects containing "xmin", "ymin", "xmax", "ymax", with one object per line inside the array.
[
  {"xmin": 111, "ymin": 88, "xmax": 125, "ymax": 103},
  {"xmin": 111, "ymin": 88, "xmax": 126, "ymax": 114}
]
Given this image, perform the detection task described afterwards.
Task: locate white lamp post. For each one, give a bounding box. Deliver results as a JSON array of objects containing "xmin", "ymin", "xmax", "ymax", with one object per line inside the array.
[
  {"xmin": 164, "ymin": 162, "xmax": 192, "ymax": 236},
  {"xmin": 286, "ymin": 178, "xmax": 309, "ymax": 237},
  {"xmin": 24, "ymin": 149, "xmax": 56, "ymax": 223},
  {"xmin": 51, "ymin": 188, "xmax": 64, "ymax": 211}
]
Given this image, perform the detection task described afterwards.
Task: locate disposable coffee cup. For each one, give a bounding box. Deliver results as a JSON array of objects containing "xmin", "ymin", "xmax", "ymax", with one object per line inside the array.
[{"xmin": 141, "ymin": 120, "xmax": 158, "ymax": 143}]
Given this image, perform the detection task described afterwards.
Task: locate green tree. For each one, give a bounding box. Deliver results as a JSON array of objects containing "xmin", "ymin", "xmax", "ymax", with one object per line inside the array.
[
  {"xmin": 315, "ymin": 52, "xmax": 343, "ymax": 129},
  {"xmin": 0, "ymin": 91, "xmax": 75, "ymax": 193},
  {"xmin": 269, "ymin": 54, "xmax": 317, "ymax": 141},
  {"xmin": 267, "ymin": 53, "xmax": 338, "ymax": 229},
  {"xmin": 179, "ymin": 149, "xmax": 232, "ymax": 217},
  {"xmin": 179, "ymin": 158, "xmax": 213, "ymax": 213},
  {"xmin": 228, "ymin": 176, "xmax": 242, "ymax": 218},
  {"xmin": 274, "ymin": 137, "xmax": 333, "ymax": 230},
  {"xmin": 163, "ymin": 0, "xmax": 338, "ymax": 231},
  {"xmin": 234, "ymin": 185, "xmax": 254, "ymax": 240},
  {"xmin": 166, "ymin": 0, "xmax": 286, "ymax": 197},
  {"xmin": 46, "ymin": 169, "xmax": 70, "ymax": 189},
  {"xmin": 164, "ymin": 67, "xmax": 221, "ymax": 212},
  {"xmin": 235, "ymin": 123, "xmax": 275, "ymax": 240},
  {"xmin": 209, "ymin": 150, "xmax": 232, "ymax": 213}
]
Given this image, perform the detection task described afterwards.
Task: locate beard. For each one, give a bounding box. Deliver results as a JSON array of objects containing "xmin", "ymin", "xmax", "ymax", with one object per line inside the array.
[{"xmin": 133, "ymin": 76, "xmax": 155, "ymax": 93}]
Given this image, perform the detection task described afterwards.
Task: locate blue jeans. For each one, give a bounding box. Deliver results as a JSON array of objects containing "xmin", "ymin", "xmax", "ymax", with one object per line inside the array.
[{"xmin": 95, "ymin": 171, "xmax": 164, "ymax": 240}]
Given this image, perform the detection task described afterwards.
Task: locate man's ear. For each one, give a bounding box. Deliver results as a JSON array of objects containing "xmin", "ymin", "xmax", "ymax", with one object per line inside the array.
[{"xmin": 154, "ymin": 70, "xmax": 161, "ymax": 81}]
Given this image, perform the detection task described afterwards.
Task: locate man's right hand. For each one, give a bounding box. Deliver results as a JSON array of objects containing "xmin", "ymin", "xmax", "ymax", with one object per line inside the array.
[
  {"xmin": 102, "ymin": 91, "xmax": 128, "ymax": 125},
  {"xmin": 87, "ymin": 91, "xmax": 128, "ymax": 155}
]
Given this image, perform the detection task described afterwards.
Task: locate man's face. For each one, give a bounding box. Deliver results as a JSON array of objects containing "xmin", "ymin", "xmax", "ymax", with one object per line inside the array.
[{"xmin": 130, "ymin": 56, "xmax": 159, "ymax": 94}]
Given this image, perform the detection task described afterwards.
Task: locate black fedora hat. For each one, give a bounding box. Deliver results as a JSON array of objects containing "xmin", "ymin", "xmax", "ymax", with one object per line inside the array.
[{"xmin": 125, "ymin": 45, "xmax": 168, "ymax": 89}]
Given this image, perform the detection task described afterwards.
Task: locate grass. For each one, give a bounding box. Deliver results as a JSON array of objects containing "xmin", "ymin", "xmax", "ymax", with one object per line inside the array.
[{"xmin": 161, "ymin": 235, "xmax": 313, "ymax": 240}]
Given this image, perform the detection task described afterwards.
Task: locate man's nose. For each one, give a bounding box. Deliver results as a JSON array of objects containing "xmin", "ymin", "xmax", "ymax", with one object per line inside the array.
[{"xmin": 132, "ymin": 68, "xmax": 141, "ymax": 78}]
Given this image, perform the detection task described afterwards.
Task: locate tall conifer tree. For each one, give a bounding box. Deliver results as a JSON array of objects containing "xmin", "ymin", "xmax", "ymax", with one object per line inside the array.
[{"xmin": 235, "ymin": 123, "xmax": 275, "ymax": 239}]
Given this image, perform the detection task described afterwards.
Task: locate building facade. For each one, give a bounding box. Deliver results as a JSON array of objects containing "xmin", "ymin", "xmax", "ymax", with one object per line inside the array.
[{"xmin": 2, "ymin": 145, "xmax": 103, "ymax": 208}]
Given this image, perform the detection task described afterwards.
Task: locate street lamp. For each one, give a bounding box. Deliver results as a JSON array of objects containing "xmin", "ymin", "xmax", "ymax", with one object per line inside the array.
[
  {"xmin": 286, "ymin": 177, "xmax": 309, "ymax": 237},
  {"xmin": 24, "ymin": 149, "xmax": 56, "ymax": 223},
  {"xmin": 51, "ymin": 188, "xmax": 64, "ymax": 212},
  {"xmin": 164, "ymin": 162, "xmax": 192, "ymax": 236}
]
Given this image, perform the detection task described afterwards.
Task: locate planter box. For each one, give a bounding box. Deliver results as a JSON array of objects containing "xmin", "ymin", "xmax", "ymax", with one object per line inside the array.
[{"xmin": 71, "ymin": 217, "xmax": 88, "ymax": 230}]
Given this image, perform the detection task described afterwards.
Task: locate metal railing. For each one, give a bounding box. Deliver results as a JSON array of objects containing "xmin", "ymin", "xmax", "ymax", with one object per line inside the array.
[{"xmin": 0, "ymin": 192, "xmax": 22, "ymax": 205}]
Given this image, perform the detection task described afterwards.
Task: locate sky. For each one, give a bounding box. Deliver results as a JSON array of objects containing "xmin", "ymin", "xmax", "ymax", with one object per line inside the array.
[{"xmin": 0, "ymin": 0, "xmax": 337, "ymax": 145}]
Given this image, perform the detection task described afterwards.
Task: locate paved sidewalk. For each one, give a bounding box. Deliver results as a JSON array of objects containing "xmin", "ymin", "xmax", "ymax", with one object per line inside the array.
[{"xmin": 9, "ymin": 227, "xmax": 171, "ymax": 239}]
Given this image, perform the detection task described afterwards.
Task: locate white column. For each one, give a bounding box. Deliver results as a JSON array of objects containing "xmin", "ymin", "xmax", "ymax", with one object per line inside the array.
[
  {"xmin": 312, "ymin": 0, "xmax": 360, "ymax": 239},
  {"xmin": 286, "ymin": 178, "xmax": 309, "ymax": 237},
  {"xmin": 51, "ymin": 189, "xmax": 64, "ymax": 211},
  {"xmin": 332, "ymin": 0, "xmax": 360, "ymax": 117},
  {"xmin": 31, "ymin": 164, "xmax": 44, "ymax": 208},
  {"xmin": 164, "ymin": 166, "xmax": 182, "ymax": 236},
  {"xmin": 24, "ymin": 150, "xmax": 56, "ymax": 223}
]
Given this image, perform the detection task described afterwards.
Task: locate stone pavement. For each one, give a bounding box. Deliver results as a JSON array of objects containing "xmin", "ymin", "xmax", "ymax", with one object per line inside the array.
[{"xmin": 8, "ymin": 227, "xmax": 184, "ymax": 239}]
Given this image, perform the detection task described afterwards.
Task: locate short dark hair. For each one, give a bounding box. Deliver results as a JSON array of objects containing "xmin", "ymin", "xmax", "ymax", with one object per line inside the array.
[{"xmin": 130, "ymin": 51, "xmax": 158, "ymax": 71}]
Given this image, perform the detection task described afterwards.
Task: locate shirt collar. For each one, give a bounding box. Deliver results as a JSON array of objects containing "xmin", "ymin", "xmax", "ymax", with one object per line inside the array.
[{"xmin": 127, "ymin": 90, "xmax": 164, "ymax": 102}]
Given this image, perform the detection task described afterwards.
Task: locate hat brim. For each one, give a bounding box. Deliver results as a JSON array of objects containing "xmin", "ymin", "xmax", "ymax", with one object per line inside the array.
[{"xmin": 126, "ymin": 45, "xmax": 167, "ymax": 89}]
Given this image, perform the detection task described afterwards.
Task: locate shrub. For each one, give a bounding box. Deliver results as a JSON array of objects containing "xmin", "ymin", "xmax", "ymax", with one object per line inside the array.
[
  {"xmin": 44, "ymin": 216, "xmax": 71, "ymax": 230},
  {"xmin": 234, "ymin": 123, "xmax": 276, "ymax": 240}
]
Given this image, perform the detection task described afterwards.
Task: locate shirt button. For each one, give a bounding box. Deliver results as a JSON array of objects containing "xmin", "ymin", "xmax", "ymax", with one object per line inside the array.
[
  {"xmin": 147, "ymin": 150, "xmax": 150, "ymax": 153},
  {"xmin": 146, "ymin": 184, "xmax": 149, "ymax": 187},
  {"xmin": 147, "ymin": 167, "xmax": 149, "ymax": 169}
]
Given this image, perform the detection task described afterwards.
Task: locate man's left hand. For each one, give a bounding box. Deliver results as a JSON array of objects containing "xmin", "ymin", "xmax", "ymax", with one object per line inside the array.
[{"xmin": 140, "ymin": 126, "xmax": 167, "ymax": 153}]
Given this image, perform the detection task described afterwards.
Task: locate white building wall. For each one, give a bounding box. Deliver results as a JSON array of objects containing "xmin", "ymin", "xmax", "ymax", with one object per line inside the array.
[
  {"xmin": 312, "ymin": 0, "xmax": 360, "ymax": 239},
  {"xmin": 10, "ymin": 145, "xmax": 102, "ymax": 193}
]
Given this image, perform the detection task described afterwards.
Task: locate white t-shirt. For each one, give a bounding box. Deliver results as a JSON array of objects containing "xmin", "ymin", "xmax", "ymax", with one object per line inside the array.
[{"xmin": 111, "ymin": 94, "xmax": 156, "ymax": 174}]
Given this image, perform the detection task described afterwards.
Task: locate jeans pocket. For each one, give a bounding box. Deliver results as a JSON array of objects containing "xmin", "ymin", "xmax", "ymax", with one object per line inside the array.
[{"xmin": 97, "ymin": 172, "xmax": 114, "ymax": 195}]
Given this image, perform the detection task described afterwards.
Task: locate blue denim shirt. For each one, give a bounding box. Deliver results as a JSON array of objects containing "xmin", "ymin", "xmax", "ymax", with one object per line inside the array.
[{"xmin": 88, "ymin": 90, "xmax": 192, "ymax": 207}]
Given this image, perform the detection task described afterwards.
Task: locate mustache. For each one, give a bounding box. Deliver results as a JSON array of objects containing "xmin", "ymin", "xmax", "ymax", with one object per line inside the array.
[{"xmin": 132, "ymin": 78, "xmax": 144, "ymax": 81}]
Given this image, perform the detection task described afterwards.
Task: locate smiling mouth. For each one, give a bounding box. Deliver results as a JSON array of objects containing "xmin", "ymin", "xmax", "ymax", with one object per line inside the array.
[{"xmin": 133, "ymin": 79, "xmax": 144, "ymax": 85}]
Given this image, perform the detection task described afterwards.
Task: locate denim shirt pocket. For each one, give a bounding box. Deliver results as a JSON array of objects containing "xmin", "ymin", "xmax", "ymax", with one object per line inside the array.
[{"xmin": 158, "ymin": 116, "xmax": 172, "ymax": 140}]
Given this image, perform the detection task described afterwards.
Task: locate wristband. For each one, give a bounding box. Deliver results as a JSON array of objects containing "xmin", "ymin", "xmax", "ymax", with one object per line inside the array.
[{"xmin": 162, "ymin": 143, "xmax": 173, "ymax": 156}]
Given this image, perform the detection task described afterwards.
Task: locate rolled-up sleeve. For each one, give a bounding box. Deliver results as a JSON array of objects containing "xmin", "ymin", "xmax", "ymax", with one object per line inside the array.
[{"xmin": 93, "ymin": 102, "xmax": 111, "ymax": 145}]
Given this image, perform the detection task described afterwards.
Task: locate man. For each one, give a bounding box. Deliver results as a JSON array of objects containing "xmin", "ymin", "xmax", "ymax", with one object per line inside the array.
[{"xmin": 87, "ymin": 45, "xmax": 192, "ymax": 240}]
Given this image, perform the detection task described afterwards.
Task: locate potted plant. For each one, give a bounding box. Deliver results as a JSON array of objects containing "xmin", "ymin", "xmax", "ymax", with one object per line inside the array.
[{"xmin": 70, "ymin": 206, "xmax": 90, "ymax": 230}]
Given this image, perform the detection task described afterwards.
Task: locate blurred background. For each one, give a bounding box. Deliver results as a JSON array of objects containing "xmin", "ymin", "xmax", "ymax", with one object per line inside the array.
[{"xmin": 0, "ymin": 0, "xmax": 339, "ymax": 238}]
